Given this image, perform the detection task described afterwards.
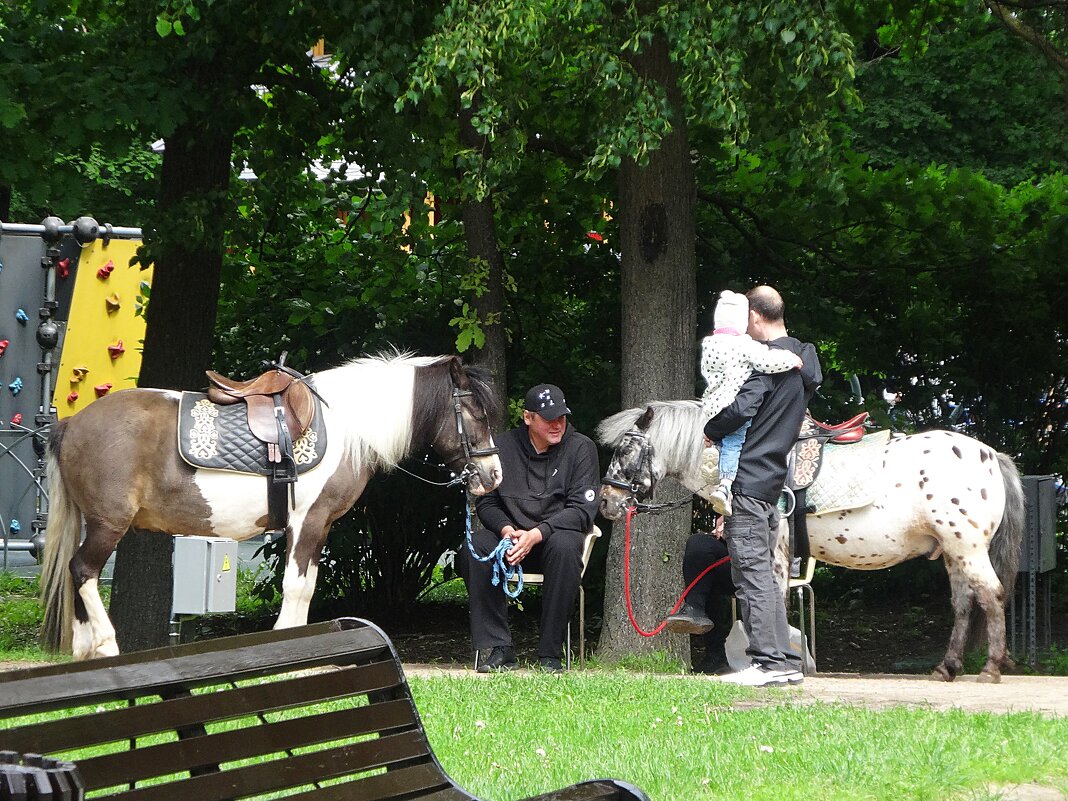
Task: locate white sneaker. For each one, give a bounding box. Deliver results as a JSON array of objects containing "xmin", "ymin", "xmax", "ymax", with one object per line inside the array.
[
  {"xmin": 713, "ymin": 666, "xmax": 798, "ymax": 692},
  {"xmin": 709, "ymin": 480, "xmax": 733, "ymax": 516}
]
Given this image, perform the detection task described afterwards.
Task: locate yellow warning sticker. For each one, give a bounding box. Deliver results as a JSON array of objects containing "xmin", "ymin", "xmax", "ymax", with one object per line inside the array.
[{"xmin": 222, "ymin": 555, "xmax": 232, "ymax": 572}]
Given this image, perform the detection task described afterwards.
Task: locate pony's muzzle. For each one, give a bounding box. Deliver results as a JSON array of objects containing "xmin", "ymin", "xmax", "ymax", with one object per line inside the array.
[
  {"xmin": 598, "ymin": 485, "xmax": 630, "ymax": 520},
  {"xmin": 466, "ymin": 455, "xmax": 502, "ymax": 495}
]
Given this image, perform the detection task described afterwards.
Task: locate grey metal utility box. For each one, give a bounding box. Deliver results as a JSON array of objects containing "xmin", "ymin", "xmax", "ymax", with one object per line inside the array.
[
  {"xmin": 1020, "ymin": 475, "xmax": 1057, "ymax": 574},
  {"xmin": 172, "ymin": 536, "xmax": 238, "ymax": 615}
]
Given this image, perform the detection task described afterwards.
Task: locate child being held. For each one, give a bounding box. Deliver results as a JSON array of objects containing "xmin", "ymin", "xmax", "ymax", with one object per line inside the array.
[{"xmin": 701, "ymin": 290, "xmax": 802, "ymax": 515}]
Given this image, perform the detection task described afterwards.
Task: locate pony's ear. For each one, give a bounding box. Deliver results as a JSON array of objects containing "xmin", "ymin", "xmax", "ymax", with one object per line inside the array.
[
  {"xmin": 448, "ymin": 356, "xmax": 470, "ymax": 389},
  {"xmin": 636, "ymin": 406, "xmax": 655, "ymax": 431}
]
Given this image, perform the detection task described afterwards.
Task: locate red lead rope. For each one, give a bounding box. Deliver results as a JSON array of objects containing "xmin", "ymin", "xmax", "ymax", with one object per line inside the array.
[{"xmin": 623, "ymin": 505, "xmax": 732, "ymax": 637}]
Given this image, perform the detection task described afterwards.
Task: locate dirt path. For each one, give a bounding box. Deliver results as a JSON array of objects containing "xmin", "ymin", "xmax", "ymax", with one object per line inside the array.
[{"xmin": 402, "ymin": 665, "xmax": 1068, "ymax": 718}]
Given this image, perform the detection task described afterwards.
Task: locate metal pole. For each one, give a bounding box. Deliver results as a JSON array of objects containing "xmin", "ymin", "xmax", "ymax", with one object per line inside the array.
[{"xmin": 0, "ymin": 222, "xmax": 142, "ymax": 239}]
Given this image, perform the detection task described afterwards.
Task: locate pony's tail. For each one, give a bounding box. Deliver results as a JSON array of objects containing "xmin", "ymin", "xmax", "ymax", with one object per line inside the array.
[
  {"xmin": 40, "ymin": 427, "xmax": 79, "ymax": 653},
  {"xmin": 964, "ymin": 451, "xmax": 1025, "ymax": 652},
  {"xmin": 990, "ymin": 452, "xmax": 1025, "ymax": 601}
]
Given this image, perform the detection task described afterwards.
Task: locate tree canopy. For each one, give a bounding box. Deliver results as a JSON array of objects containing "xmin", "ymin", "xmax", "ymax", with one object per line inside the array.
[{"xmin": 1, "ymin": 0, "xmax": 1064, "ymax": 653}]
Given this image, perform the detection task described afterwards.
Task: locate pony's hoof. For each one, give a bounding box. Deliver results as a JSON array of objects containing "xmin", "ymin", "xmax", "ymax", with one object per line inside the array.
[
  {"xmin": 931, "ymin": 663, "xmax": 956, "ymax": 682},
  {"xmin": 977, "ymin": 669, "xmax": 1001, "ymax": 684}
]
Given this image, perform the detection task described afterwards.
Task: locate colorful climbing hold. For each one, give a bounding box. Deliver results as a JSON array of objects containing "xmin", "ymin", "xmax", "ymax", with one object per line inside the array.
[
  {"xmin": 0, "ymin": 339, "xmax": 8, "ymax": 357},
  {"xmin": 8, "ymin": 376, "xmax": 22, "ymax": 395},
  {"xmin": 8, "ymin": 520, "xmax": 19, "ymax": 536},
  {"xmin": 66, "ymin": 391, "xmax": 79, "ymax": 404},
  {"xmin": 10, "ymin": 413, "xmax": 22, "ymax": 426},
  {"xmin": 71, "ymin": 366, "xmax": 89, "ymax": 382},
  {"xmin": 15, "ymin": 308, "xmax": 29, "ymax": 324},
  {"xmin": 105, "ymin": 292, "xmax": 121, "ymax": 313},
  {"xmin": 107, "ymin": 339, "xmax": 125, "ymax": 359},
  {"xmin": 94, "ymin": 382, "xmax": 113, "ymax": 398},
  {"xmin": 96, "ymin": 260, "xmax": 115, "ymax": 280},
  {"xmin": 56, "ymin": 257, "xmax": 71, "ymax": 279}
]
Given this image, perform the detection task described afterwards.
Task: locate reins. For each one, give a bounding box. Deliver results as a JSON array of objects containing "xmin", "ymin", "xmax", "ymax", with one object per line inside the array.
[
  {"xmin": 621, "ymin": 504, "xmax": 730, "ymax": 638},
  {"xmin": 463, "ymin": 500, "xmax": 522, "ymax": 598}
]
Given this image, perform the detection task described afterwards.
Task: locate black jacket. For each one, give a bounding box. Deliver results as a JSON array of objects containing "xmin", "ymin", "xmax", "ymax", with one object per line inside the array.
[
  {"xmin": 476, "ymin": 423, "xmax": 600, "ymax": 540},
  {"xmin": 704, "ymin": 336, "xmax": 822, "ymax": 503}
]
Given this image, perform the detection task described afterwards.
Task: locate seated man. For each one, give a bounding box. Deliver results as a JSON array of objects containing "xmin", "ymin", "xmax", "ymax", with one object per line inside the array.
[
  {"xmin": 665, "ymin": 528, "xmax": 736, "ymax": 674},
  {"xmin": 460, "ymin": 383, "xmax": 600, "ymax": 673}
]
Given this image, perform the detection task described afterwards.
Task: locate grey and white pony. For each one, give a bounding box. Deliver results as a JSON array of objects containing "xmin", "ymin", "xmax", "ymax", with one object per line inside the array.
[
  {"xmin": 41, "ymin": 353, "xmax": 502, "ymax": 660},
  {"xmin": 597, "ymin": 400, "xmax": 1025, "ymax": 683}
]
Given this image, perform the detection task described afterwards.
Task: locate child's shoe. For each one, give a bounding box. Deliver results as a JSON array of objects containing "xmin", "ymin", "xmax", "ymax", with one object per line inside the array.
[
  {"xmin": 699, "ymin": 447, "xmax": 719, "ymax": 486},
  {"xmin": 710, "ymin": 479, "xmax": 733, "ymax": 516}
]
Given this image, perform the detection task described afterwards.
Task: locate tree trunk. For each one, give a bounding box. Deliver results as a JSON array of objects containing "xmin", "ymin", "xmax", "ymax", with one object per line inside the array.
[
  {"xmin": 458, "ymin": 103, "xmax": 508, "ymax": 404},
  {"xmin": 598, "ymin": 31, "xmax": 697, "ymax": 663},
  {"xmin": 109, "ymin": 122, "xmax": 233, "ymax": 652}
]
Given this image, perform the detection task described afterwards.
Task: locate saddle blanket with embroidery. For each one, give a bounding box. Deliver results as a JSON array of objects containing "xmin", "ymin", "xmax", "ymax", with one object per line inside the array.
[
  {"xmin": 807, "ymin": 430, "xmax": 892, "ymax": 515},
  {"xmin": 177, "ymin": 392, "xmax": 328, "ymax": 476}
]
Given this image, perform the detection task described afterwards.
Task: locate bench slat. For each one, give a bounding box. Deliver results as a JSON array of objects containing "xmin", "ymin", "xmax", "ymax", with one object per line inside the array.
[
  {"xmin": 114, "ymin": 729, "xmax": 432, "ymax": 800},
  {"xmin": 284, "ymin": 763, "xmax": 461, "ymax": 801},
  {"xmin": 0, "ymin": 621, "xmax": 352, "ymax": 686},
  {"xmin": 7, "ymin": 660, "xmax": 404, "ymax": 754},
  {"xmin": 78, "ymin": 698, "xmax": 421, "ymax": 789},
  {"xmin": 0, "ymin": 626, "xmax": 390, "ymax": 714}
]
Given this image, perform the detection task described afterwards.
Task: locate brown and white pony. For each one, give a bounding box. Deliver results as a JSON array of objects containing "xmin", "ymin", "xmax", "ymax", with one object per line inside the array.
[
  {"xmin": 41, "ymin": 353, "xmax": 502, "ymax": 660},
  {"xmin": 597, "ymin": 400, "xmax": 1026, "ymax": 683}
]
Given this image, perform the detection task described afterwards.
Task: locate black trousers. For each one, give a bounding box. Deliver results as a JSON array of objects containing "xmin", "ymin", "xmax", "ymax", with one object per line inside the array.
[
  {"xmin": 682, "ymin": 532, "xmax": 736, "ymax": 649},
  {"xmin": 460, "ymin": 527, "xmax": 584, "ymax": 659}
]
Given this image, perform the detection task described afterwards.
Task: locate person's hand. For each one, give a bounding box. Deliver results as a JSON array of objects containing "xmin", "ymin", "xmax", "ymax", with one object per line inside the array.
[
  {"xmin": 713, "ymin": 516, "xmax": 725, "ymax": 539},
  {"xmin": 703, "ymin": 435, "xmax": 713, "ymax": 448},
  {"xmin": 505, "ymin": 528, "xmax": 543, "ymax": 565}
]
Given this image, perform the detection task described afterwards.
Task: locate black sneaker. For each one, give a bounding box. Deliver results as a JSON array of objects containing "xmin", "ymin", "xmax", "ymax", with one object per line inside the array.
[
  {"xmin": 664, "ymin": 603, "xmax": 714, "ymax": 635},
  {"xmin": 476, "ymin": 646, "xmax": 518, "ymax": 673},
  {"xmin": 537, "ymin": 657, "xmax": 563, "ymax": 674}
]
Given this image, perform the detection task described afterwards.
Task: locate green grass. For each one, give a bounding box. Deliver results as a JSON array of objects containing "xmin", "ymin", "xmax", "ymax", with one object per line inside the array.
[{"xmin": 409, "ymin": 673, "xmax": 1068, "ymax": 801}]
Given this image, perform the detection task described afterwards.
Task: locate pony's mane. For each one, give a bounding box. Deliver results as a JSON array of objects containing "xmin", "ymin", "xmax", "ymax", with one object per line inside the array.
[
  {"xmin": 312, "ymin": 350, "xmax": 499, "ymax": 474},
  {"xmin": 314, "ymin": 351, "xmax": 444, "ymax": 470},
  {"xmin": 596, "ymin": 400, "xmax": 707, "ymax": 477}
]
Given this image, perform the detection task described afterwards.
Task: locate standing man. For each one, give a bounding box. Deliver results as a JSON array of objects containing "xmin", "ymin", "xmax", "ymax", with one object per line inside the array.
[
  {"xmin": 703, "ymin": 286, "xmax": 821, "ymax": 686},
  {"xmin": 461, "ymin": 384, "xmax": 600, "ymax": 673}
]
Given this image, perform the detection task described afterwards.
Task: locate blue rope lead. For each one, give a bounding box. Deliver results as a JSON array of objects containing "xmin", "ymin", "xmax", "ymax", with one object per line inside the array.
[{"xmin": 464, "ymin": 502, "xmax": 523, "ymax": 598}]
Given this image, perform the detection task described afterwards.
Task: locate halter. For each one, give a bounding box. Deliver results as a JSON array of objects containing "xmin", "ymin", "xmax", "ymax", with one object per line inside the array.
[
  {"xmin": 393, "ymin": 384, "xmax": 499, "ymax": 488},
  {"xmin": 602, "ymin": 429, "xmax": 654, "ymax": 504},
  {"xmin": 452, "ymin": 387, "xmax": 500, "ymax": 463}
]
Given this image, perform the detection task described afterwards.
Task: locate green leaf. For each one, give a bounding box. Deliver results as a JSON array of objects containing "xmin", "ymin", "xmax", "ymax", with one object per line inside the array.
[
  {"xmin": 781, "ymin": 29, "xmax": 796, "ymax": 45},
  {"xmin": 155, "ymin": 17, "xmax": 173, "ymax": 38}
]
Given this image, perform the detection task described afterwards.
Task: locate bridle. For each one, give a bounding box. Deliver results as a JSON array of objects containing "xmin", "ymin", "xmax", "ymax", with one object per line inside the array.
[
  {"xmin": 602, "ymin": 427, "xmax": 694, "ymax": 514},
  {"xmin": 602, "ymin": 429, "xmax": 655, "ymax": 505},
  {"xmin": 395, "ymin": 384, "xmax": 499, "ymax": 489},
  {"xmin": 452, "ymin": 386, "xmax": 500, "ymax": 463}
]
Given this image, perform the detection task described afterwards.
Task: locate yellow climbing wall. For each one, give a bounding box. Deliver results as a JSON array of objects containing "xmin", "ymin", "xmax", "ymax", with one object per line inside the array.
[{"xmin": 53, "ymin": 239, "xmax": 154, "ymax": 418}]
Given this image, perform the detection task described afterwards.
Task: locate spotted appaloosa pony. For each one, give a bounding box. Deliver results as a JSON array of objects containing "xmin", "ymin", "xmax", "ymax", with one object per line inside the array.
[
  {"xmin": 597, "ymin": 401, "xmax": 1026, "ymax": 683},
  {"xmin": 41, "ymin": 353, "xmax": 502, "ymax": 660}
]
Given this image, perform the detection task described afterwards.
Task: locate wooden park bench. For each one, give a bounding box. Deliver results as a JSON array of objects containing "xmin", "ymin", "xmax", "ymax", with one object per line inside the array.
[{"xmin": 0, "ymin": 618, "xmax": 649, "ymax": 801}]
